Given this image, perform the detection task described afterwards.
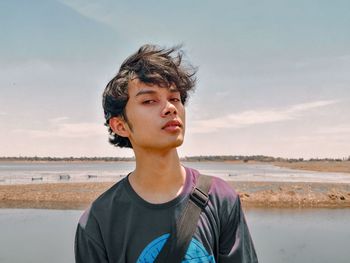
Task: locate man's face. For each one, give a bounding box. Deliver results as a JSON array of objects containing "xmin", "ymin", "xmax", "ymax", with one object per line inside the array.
[{"xmin": 121, "ymin": 78, "xmax": 186, "ymax": 152}]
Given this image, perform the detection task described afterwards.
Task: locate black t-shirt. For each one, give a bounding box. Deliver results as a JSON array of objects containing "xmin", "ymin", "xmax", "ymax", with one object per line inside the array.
[{"xmin": 75, "ymin": 167, "xmax": 258, "ymax": 262}]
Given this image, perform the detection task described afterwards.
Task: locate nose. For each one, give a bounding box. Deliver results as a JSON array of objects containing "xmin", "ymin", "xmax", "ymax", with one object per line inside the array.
[{"xmin": 161, "ymin": 101, "xmax": 177, "ymax": 117}]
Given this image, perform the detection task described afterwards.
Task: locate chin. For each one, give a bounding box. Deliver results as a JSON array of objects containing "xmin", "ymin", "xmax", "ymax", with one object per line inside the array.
[
  {"xmin": 173, "ymin": 138, "xmax": 185, "ymax": 148},
  {"xmin": 173, "ymin": 140, "xmax": 184, "ymax": 148},
  {"xmin": 137, "ymin": 138, "xmax": 184, "ymax": 151},
  {"xmin": 163, "ymin": 137, "xmax": 184, "ymax": 149}
]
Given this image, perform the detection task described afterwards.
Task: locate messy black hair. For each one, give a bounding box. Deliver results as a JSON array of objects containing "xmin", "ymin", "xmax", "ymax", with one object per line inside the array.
[{"xmin": 102, "ymin": 44, "xmax": 197, "ymax": 148}]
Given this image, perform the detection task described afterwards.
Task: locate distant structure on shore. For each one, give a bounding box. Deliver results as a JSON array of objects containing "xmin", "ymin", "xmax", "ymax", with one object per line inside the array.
[{"xmin": 0, "ymin": 155, "xmax": 349, "ymax": 162}]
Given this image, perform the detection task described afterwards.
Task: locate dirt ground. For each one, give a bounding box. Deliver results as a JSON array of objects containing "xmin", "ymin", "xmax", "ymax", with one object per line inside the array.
[{"xmin": 1, "ymin": 179, "xmax": 350, "ymax": 210}]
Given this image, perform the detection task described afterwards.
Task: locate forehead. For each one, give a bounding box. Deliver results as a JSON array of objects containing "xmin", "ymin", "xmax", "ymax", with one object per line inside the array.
[{"xmin": 127, "ymin": 79, "xmax": 178, "ymax": 97}]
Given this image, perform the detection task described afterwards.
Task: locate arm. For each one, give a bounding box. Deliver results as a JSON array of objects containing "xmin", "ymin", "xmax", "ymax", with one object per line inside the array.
[
  {"xmin": 74, "ymin": 209, "xmax": 109, "ymax": 263},
  {"xmin": 218, "ymin": 197, "xmax": 258, "ymax": 263}
]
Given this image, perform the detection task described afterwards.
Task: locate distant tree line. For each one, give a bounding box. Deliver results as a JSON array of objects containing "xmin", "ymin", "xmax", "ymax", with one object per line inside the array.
[
  {"xmin": 0, "ymin": 156, "xmax": 135, "ymax": 162},
  {"xmin": 182, "ymin": 155, "xmax": 278, "ymax": 162},
  {"xmin": 1, "ymin": 155, "xmax": 349, "ymax": 162},
  {"xmin": 183, "ymin": 155, "xmax": 350, "ymax": 162}
]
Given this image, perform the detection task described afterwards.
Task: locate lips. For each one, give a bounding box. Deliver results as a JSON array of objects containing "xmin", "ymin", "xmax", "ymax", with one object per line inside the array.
[{"xmin": 162, "ymin": 120, "xmax": 182, "ymax": 130}]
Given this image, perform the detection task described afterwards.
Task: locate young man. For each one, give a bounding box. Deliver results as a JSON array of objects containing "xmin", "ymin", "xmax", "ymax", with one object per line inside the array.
[{"xmin": 75, "ymin": 45, "xmax": 258, "ymax": 262}]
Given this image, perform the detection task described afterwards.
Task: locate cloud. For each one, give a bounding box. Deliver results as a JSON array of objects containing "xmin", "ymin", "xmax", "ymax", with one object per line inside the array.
[
  {"xmin": 189, "ymin": 100, "xmax": 338, "ymax": 133},
  {"xmin": 58, "ymin": 0, "xmax": 112, "ymax": 27},
  {"xmin": 49, "ymin": 116, "xmax": 70, "ymax": 124},
  {"xmin": 0, "ymin": 111, "xmax": 7, "ymax": 116},
  {"xmin": 317, "ymin": 124, "xmax": 350, "ymax": 134},
  {"xmin": 287, "ymin": 100, "xmax": 336, "ymax": 111},
  {"xmin": 13, "ymin": 118, "xmax": 106, "ymax": 138},
  {"xmin": 294, "ymin": 54, "xmax": 350, "ymax": 69}
]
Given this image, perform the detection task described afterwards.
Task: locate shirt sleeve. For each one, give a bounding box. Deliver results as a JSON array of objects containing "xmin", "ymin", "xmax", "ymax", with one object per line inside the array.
[
  {"xmin": 218, "ymin": 196, "xmax": 258, "ymax": 263},
  {"xmin": 74, "ymin": 213, "xmax": 109, "ymax": 263}
]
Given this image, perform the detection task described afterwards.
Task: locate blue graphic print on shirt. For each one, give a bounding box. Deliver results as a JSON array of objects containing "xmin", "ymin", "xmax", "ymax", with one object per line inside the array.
[{"xmin": 137, "ymin": 233, "xmax": 215, "ymax": 262}]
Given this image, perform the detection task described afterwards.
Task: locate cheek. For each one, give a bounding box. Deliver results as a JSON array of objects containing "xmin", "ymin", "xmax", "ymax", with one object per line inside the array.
[
  {"xmin": 124, "ymin": 103, "xmax": 143, "ymax": 126},
  {"xmin": 126, "ymin": 107, "xmax": 156, "ymax": 133},
  {"xmin": 179, "ymin": 106, "xmax": 185, "ymax": 120}
]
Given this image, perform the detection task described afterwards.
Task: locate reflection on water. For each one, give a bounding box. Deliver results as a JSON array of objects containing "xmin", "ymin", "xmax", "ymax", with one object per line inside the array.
[{"xmin": 0, "ymin": 208, "xmax": 349, "ymax": 263}]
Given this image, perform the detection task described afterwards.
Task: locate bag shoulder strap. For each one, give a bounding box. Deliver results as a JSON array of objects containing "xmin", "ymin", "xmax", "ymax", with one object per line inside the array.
[{"xmin": 155, "ymin": 174, "xmax": 212, "ymax": 263}]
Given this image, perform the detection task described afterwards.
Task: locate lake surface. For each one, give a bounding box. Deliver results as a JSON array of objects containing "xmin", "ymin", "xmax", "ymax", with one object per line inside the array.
[
  {"xmin": 0, "ymin": 208, "xmax": 349, "ymax": 263},
  {"xmin": 1, "ymin": 161, "xmax": 350, "ymax": 184}
]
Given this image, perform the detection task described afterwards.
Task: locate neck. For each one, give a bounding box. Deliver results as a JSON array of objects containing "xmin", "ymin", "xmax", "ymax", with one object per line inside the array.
[{"xmin": 128, "ymin": 147, "xmax": 186, "ymax": 203}]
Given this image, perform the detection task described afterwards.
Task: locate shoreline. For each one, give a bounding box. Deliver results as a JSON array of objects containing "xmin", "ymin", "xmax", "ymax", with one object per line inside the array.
[
  {"xmin": 2, "ymin": 159, "xmax": 349, "ymax": 174},
  {"xmin": 1, "ymin": 180, "xmax": 350, "ymax": 210},
  {"xmin": 271, "ymin": 161, "xmax": 350, "ymax": 174},
  {"xmin": 1, "ymin": 160, "xmax": 349, "ymax": 210}
]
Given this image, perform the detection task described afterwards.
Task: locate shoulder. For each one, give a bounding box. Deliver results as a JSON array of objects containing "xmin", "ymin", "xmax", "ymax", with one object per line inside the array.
[
  {"xmin": 207, "ymin": 175, "xmax": 240, "ymax": 216},
  {"xmin": 186, "ymin": 167, "xmax": 241, "ymax": 222},
  {"xmin": 187, "ymin": 167, "xmax": 238, "ymax": 199},
  {"xmin": 209, "ymin": 176, "xmax": 239, "ymax": 203},
  {"xmin": 208, "ymin": 176, "xmax": 241, "ymax": 222},
  {"xmin": 186, "ymin": 166, "xmax": 239, "ymax": 206},
  {"xmin": 93, "ymin": 177, "xmax": 128, "ymax": 207},
  {"xmin": 78, "ymin": 177, "xmax": 128, "ymax": 229}
]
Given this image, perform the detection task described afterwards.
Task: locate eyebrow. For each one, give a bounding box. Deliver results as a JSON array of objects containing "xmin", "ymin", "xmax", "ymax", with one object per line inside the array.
[
  {"xmin": 135, "ymin": 88, "xmax": 179, "ymax": 97},
  {"xmin": 135, "ymin": 90, "xmax": 156, "ymax": 97}
]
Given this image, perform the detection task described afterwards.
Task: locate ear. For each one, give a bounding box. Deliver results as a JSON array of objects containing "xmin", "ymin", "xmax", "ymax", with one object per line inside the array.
[{"xmin": 109, "ymin": 117, "xmax": 130, "ymax": 137}]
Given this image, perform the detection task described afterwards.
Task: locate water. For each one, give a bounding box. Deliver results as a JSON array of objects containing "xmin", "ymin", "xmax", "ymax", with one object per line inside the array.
[
  {"xmin": 0, "ymin": 208, "xmax": 349, "ymax": 263},
  {"xmin": 0, "ymin": 161, "xmax": 136, "ymax": 184},
  {"xmin": 1, "ymin": 161, "xmax": 350, "ymax": 184},
  {"xmin": 247, "ymin": 208, "xmax": 350, "ymax": 263},
  {"xmin": 0, "ymin": 209, "xmax": 81, "ymax": 263},
  {"xmin": 1, "ymin": 162, "xmax": 349, "ymax": 262}
]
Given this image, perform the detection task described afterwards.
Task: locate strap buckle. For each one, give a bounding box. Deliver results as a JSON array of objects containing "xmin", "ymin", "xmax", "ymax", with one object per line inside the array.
[{"xmin": 190, "ymin": 187, "xmax": 209, "ymax": 209}]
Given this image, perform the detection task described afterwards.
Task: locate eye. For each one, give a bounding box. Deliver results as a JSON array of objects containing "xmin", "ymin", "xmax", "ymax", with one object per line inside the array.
[
  {"xmin": 170, "ymin": 98, "xmax": 181, "ymax": 102},
  {"xmin": 142, "ymin": 100, "xmax": 156, "ymax": 104}
]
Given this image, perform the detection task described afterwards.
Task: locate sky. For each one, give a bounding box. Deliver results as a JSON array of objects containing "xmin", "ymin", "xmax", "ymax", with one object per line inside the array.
[{"xmin": 1, "ymin": 0, "xmax": 350, "ymax": 159}]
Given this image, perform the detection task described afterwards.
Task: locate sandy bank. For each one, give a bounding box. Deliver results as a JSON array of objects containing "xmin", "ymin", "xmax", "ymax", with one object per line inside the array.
[
  {"xmin": 1, "ymin": 180, "xmax": 350, "ymax": 210},
  {"xmin": 271, "ymin": 161, "xmax": 350, "ymax": 174},
  {"xmin": 229, "ymin": 181, "xmax": 350, "ymax": 208}
]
